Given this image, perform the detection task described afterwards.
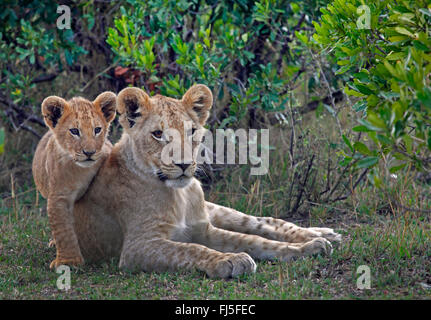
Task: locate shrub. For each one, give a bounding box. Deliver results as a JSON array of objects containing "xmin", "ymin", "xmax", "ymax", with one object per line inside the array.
[
  {"xmin": 0, "ymin": 0, "xmax": 87, "ymax": 137},
  {"xmin": 106, "ymin": 0, "xmax": 334, "ymax": 128},
  {"xmin": 313, "ymin": 0, "xmax": 431, "ymax": 178}
]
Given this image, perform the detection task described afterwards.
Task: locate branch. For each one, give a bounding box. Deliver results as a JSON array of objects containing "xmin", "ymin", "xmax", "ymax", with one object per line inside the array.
[
  {"xmin": 291, "ymin": 154, "xmax": 315, "ymax": 214},
  {"xmin": 329, "ymin": 168, "xmax": 368, "ymax": 202},
  {"xmin": 19, "ymin": 124, "xmax": 42, "ymax": 139},
  {"xmin": 31, "ymin": 73, "xmax": 59, "ymax": 84},
  {"xmin": 299, "ymin": 90, "xmax": 344, "ymax": 114}
]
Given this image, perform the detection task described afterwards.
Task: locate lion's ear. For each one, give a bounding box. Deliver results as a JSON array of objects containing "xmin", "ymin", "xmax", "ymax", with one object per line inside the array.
[
  {"xmin": 93, "ymin": 91, "xmax": 117, "ymax": 123},
  {"xmin": 117, "ymin": 87, "xmax": 151, "ymax": 129},
  {"xmin": 41, "ymin": 96, "xmax": 69, "ymax": 130},
  {"xmin": 182, "ymin": 84, "xmax": 213, "ymax": 125}
]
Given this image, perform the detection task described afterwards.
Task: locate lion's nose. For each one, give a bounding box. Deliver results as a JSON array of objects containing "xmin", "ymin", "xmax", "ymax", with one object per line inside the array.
[
  {"xmin": 175, "ymin": 163, "xmax": 191, "ymax": 171},
  {"xmin": 83, "ymin": 150, "xmax": 96, "ymax": 158}
]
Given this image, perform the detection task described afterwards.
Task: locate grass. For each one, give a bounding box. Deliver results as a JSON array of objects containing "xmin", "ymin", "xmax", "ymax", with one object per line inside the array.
[
  {"xmin": 1, "ymin": 180, "xmax": 430, "ymax": 300},
  {"xmin": 1, "ymin": 109, "xmax": 430, "ymax": 300}
]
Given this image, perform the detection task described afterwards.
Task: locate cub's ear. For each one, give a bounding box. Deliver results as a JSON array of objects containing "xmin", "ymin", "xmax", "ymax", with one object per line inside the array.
[
  {"xmin": 182, "ymin": 84, "xmax": 213, "ymax": 125},
  {"xmin": 41, "ymin": 96, "xmax": 69, "ymax": 130},
  {"xmin": 93, "ymin": 91, "xmax": 117, "ymax": 123},
  {"xmin": 117, "ymin": 87, "xmax": 151, "ymax": 129}
]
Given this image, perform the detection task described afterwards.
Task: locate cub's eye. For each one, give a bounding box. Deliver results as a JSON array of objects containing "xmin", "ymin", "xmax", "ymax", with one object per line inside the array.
[
  {"xmin": 191, "ymin": 128, "xmax": 197, "ymax": 135},
  {"xmin": 94, "ymin": 127, "xmax": 102, "ymax": 135},
  {"xmin": 152, "ymin": 130, "xmax": 163, "ymax": 139},
  {"xmin": 69, "ymin": 128, "xmax": 80, "ymax": 136}
]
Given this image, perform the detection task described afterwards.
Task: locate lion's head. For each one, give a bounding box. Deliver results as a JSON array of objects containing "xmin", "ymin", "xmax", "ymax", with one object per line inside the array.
[
  {"xmin": 41, "ymin": 92, "xmax": 116, "ymax": 167},
  {"xmin": 117, "ymin": 85, "xmax": 213, "ymax": 188}
]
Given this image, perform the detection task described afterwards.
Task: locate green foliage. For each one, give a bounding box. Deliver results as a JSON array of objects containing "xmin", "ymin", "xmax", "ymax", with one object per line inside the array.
[
  {"xmin": 0, "ymin": 0, "xmax": 87, "ymax": 132},
  {"xmin": 0, "ymin": 21, "xmax": 85, "ymax": 103},
  {"xmin": 0, "ymin": 127, "xmax": 4, "ymax": 154},
  {"xmin": 107, "ymin": 0, "xmax": 329, "ymax": 127},
  {"xmin": 313, "ymin": 0, "xmax": 431, "ymax": 173}
]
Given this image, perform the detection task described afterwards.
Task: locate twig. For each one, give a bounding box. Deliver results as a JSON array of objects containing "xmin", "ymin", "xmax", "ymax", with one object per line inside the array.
[
  {"xmin": 79, "ymin": 64, "xmax": 115, "ymax": 92},
  {"xmin": 291, "ymin": 154, "xmax": 315, "ymax": 214},
  {"xmin": 392, "ymin": 201, "xmax": 431, "ymax": 214},
  {"xmin": 2, "ymin": 187, "xmax": 36, "ymax": 201},
  {"xmin": 330, "ymin": 168, "xmax": 369, "ymax": 202},
  {"xmin": 35, "ymin": 188, "xmax": 39, "ymax": 208},
  {"xmin": 10, "ymin": 174, "xmax": 18, "ymax": 220},
  {"xmin": 19, "ymin": 124, "xmax": 42, "ymax": 139}
]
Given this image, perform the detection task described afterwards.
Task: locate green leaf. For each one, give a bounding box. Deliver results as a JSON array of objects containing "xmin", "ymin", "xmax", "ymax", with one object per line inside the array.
[
  {"xmin": 394, "ymin": 27, "xmax": 415, "ymax": 38},
  {"xmin": 384, "ymin": 60, "xmax": 398, "ymax": 78},
  {"xmin": 389, "ymin": 163, "xmax": 406, "ymax": 173},
  {"xmin": 352, "ymin": 101, "xmax": 367, "ymax": 112},
  {"xmin": 335, "ymin": 64, "xmax": 352, "ymax": 75},
  {"xmin": 358, "ymin": 119, "xmax": 383, "ymax": 132},
  {"xmin": 428, "ymin": 129, "xmax": 431, "ymax": 150},
  {"xmin": 355, "ymin": 84, "xmax": 375, "ymax": 95},
  {"xmin": 353, "ymin": 141, "xmax": 372, "ymax": 155},
  {"xmin": 419, "ymin": 8, "xmax": 431, "ymax": 18},
  {"xmin": 342, "ymin": 134, "xmax": 354, "ymax": 152},
  {"xmin": 353, "ymin": 125, "xmax": 372, "ymax": 132},
  {"xmin": 412, "ymin": 40, "xmax": 428, "ymax": 51},
  {"xmin": 386, "ymin": 52, "xmax": 405, "ymax": 61},
  {"xmin": 291, "ymin": 3, "xmax": 300, "ymax": 14},
  {"xmin": 376, "ymin": 134, "xmax": 392, "ymax": 145},
  {"xmin": 0, "ymin": 127, "xmax": 4, "ymax": 155},
  {"xmin": 356, "ymin": 156, "xmax": 379, "ymax": 168}
]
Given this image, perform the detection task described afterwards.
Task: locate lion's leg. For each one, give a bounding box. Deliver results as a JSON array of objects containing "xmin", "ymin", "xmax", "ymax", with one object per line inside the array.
[
  {"xmin": 119, "ymin": 236, "xmax": 256, "ymax": 279},
  {"xmin": 193, "ymin": 223, "xmax": 332, "ymax": 261},
  {"xmin": 206, "ymin": 201, "xmax": 341, "ymax": 243},
  {"xmin": 47, "ymin": 196, "xmax": 84, "ymax": 268}
]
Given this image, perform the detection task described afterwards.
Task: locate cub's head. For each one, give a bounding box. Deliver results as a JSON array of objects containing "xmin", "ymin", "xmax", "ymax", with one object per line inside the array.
[
  {"xmin": 42, "ymin": 92, "xmax": 116, "ymax": 167},
  {"xmin": 117, "ymin": 85, "xmax": 213, "ymax": 188}
]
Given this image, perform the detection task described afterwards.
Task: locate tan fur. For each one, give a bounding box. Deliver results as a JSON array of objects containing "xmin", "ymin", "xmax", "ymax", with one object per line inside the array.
[
  {"xmin": 32, "ymin": 92, "xmax": 116, "ymax": 268},
  {"xmin": 72, "ymin": 85, "xmax": 341, "ymax": 278}
]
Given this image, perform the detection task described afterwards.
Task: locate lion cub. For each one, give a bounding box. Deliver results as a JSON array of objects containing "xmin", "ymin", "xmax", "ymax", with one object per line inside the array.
[{"xmin": 32, "ymin": 92, "xmax": 116, "ymax": 268}]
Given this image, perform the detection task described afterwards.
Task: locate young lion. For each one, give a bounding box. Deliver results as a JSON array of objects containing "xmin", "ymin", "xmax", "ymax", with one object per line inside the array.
[
  {"xmin": 71, "ymin": 85, "xmax": 341, "ymax": 278},
  {"xmin": 32, "ymin": 92, "xmax": 116, "ymax": 268}
]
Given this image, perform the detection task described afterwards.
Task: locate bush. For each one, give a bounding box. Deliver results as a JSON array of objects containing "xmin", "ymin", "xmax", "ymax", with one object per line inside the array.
[
  {"xmin": 313, "ymin": 0, "xmax": 431, "ymax": 179},
  {"xmin": 106, "ymin": 0, "xmax": 334, "ymax": 128},
  {"xmin": 0, "ymin": 0, "xmax": 87, "ymax": 136}
]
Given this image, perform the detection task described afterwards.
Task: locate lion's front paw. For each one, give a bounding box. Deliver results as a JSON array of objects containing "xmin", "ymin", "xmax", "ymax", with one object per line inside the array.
[
  {"xmin": 49, "ymin": 255, "xmax": 84, "ymax": 269},
  {"xmin": 308, "ymin": 227, "xmax": 342, "ymax": 243},
  {"xmin": 301, "ymin": 237, "xmax": 333, "ymax": 256},
  {"xmin": 208, "ymin": 253, "xmax": 257, "ymax": 278}
]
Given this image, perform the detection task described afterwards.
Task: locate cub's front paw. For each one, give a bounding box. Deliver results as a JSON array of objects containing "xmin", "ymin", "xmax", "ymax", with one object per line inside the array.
[
  {"xmin": 49, "ymin": 255, "xmax": 84, "ymax": 269},
  {"xmin": 48, "ymin": 239, "xmax": 56, "ymax": 248},
  {"xmin": 208, "ymin": 253, "xmax": 257, "ymax": 279}
]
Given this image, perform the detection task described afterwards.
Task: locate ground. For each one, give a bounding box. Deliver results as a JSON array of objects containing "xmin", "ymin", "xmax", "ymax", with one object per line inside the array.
[{"xmin": 1, "ymin": 188, "xmax": 430, "ymax": 299}]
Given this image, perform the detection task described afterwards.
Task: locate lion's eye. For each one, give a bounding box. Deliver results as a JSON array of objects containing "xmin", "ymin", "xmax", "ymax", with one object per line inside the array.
[
  {"xmin": 95, "ymin": 127, "xmax": 102, "ymax": 135},
  {"xmin": 69, "ymin": 128, "xmax": 80, "ymax": 136},
  {"xmin": 152, "ymin": 130, "xmax": 163, "ymax": 139},
  {"xmin": 191, "ymin": 128, "xmax": 197, "ymax": 135}
]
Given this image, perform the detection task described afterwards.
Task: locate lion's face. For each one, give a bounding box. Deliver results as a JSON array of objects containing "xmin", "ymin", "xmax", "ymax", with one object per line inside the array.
[
  {"xmin": 42, "ymin": 92, "xmax": 116, "ymax": 168},
  {"xmin": 117, "ymin": 85, "xmax": 213, "ymax": 188}
]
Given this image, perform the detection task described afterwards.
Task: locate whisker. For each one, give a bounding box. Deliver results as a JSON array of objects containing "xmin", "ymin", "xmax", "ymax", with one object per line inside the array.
[
  {"xmin": 194, "ymin": 165, "xmax": 209, "ymax": 180},
  {"xmin": 156, "ymin": 170, "xmax": 168, "ymax": 181}
]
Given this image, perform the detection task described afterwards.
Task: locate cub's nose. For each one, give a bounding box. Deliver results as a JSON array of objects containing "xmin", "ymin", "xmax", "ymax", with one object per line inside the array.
[
  {"xmin": 83, "ymin": 150, "xmax": 96, "ymax": 158},
  {"xmin": 175, "ymin": 163, "xmax": 191, "ymax": 171}
]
